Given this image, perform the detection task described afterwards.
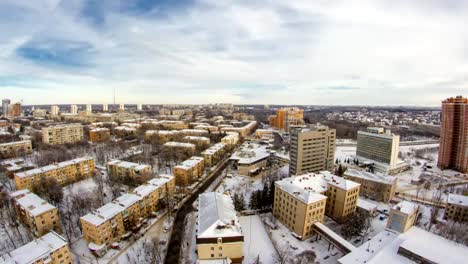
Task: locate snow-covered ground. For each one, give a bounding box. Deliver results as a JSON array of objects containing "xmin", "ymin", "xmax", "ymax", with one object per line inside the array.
[{"xmin": 240, "ymin": 215, "xmax": 278, "ymax": 264}]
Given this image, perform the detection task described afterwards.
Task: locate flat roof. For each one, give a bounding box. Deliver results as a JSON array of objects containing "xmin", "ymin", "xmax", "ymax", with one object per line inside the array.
[
  {"xmin": 344, "ymin": 169, "xmax": 396, "ymax": 185},
  {"xmin": 447, "ymin": 193, "xmax": 468, "ymax": 207},
  {"xmin": 15, "ymin": 192, "xmax": 56, "ymax": 217},
  {"xmin": 16, "ymin": 157, "xmax": 93, "ymax": 179}
]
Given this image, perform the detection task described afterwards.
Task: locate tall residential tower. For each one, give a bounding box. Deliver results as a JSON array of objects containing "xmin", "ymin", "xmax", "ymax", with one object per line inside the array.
[{"xmin": 438, "ymin": 96, "xmax": 468, "ymax": 173}]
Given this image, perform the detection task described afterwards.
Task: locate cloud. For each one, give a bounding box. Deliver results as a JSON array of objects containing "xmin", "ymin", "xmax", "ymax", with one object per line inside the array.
[{"xmin": 0, "ymin": 0, "xmax": 467, "ymax": 105}]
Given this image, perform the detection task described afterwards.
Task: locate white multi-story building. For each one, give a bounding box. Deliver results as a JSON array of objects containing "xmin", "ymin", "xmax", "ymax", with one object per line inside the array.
[
  {"xmin": 70, "ymin": 104, "xmax": 78, "ymax": 114},
  {"xmin": 103, "ymin": 104, "xmax": 108, "ymax": 112},
  {"xmin": 50, "ymin": 105, "xmax": 60, "ymax": 116},
  {"xmin": 86, "ymin": 104, "xmax": 92, "ymax": 113}
]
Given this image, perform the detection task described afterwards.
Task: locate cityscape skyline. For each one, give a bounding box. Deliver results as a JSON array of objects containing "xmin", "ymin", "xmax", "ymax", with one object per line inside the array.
[{"xmin": 1, "ymin": 0, "xmax": 467, "ymax": 106}]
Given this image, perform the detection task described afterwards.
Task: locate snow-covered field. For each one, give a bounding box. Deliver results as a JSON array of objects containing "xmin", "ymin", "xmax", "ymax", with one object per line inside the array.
[{"xmin": 240, "ymin": 215, "xmax": 278, "ymax": 264}]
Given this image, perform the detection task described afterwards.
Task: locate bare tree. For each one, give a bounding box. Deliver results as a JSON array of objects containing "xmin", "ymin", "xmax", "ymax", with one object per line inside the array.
[{"xmin": 274, "ymin": 245, "xmax": 292, "ymax": 264}]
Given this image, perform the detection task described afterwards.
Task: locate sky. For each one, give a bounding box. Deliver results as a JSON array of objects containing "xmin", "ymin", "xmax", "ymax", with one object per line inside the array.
[{"xmin": 0, "ymin": 0, "xmax": 467, "ymax": 106}]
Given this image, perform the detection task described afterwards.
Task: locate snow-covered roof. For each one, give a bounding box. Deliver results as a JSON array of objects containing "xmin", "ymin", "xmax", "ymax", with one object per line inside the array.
[
  {"xmin": 90, "ymin": 128, "xmax": 109, "ymax": 132},
  {"xmin": 357, "ymin": 198, "xmax": 378, "ymax": 211},
  {"xmin": 202, "ymin": 143, "xmax": 226, "ymax": 155},
  {"xmin": 163, "ymin": 141, "xmax": 196, "ymax": 148},
  {"xmin": 146, "ymin": 130, "xmax": 180, "ymax": 135},
  {"xmin": 276, "ymin": 172, "xmax": 359, "ymax": 204},
  {"xmin": 392, "ymin": 200, "xmax": 418, "ymax": 215},
  {"xmin": 16, "ymin": 157, "xmax": 93, "ymax": 178},
  {"xmin": 107, "ymin": 160, "xmax": 151, "ymax": 171},
  {"xmin": 197, "ymin": 192, "xmax": 243, "ymax": 239},
  {"xmin": 15, "ymin": 192, "xmax": 56, "ymax": 217},
  {"xmin": 344, "ymin": 169, "xmax": 396, "ymax": 185},
  {"xmin": 175, "ymin": 156, "xmax": 204, "ymax": 170},
  {"xmin": 0, "ymin": 232, "xmax": 68, "ymax": 264},
  {"xmin": 230, "ymin": 142, "xmax": 271, "ymax": 165},
  {"xmin": 81, "ymin": 203, "xmax": 124, "ymax": 226},
  {"xmin": 133, "ymin": 184, "xmax": 158, "ymax": 197},
  {"xmin": 447, "ymin": 193, "xmax": 468, "ymax": 207},
  {"xmin": 0, "ymin": 140, "xmax": 31, "ymax": 147},
  {"xmin": 113, "ymin": 193, "xmax": 141, "ymax": 209},
  {"xmin": 148, "ymin": 175, "xmax": 174, "ymax": 188},
  {"xmin": 184, "ymin": 136, "xmax": 210, "ymax": 142},
  {"xmin": 338, "ymin": 227, "xmax": 468, "ymax": 264}
]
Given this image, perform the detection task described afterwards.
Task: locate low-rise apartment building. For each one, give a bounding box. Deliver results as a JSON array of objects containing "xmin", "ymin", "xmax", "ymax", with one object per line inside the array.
[
  {"xmin": 274, "ymin": 172, "xmax": 360, "ymax": 239},
  {"xmin": 184, "ymin": 136, "xmax": 210, "ymax": 147},
  {"xmin": 387, "ymin": 201, "xmax": 420, "ymax": 233},
  {"xmin": 89, "ymin": 128, "xmax": 110, "ymax": 143},
  {"xmin": 201, "ymin": 143, "xmax": 226, "ymax": 167},
  {"xmin": 107, "ymin": 160, "xmax": 152, "ymax": 179},
  {"xmin": 230, "ymin": 142, "xmax": 271, "ymax": 176},
  {"xmin": 11, "ymin": 190, "xmax": 61, "ymax": 237},
  {"xmin": 173, "ymin": 156, "xmax": 205, "ymax": 186},
  {"xmin": 0, "ymin": 140, "xmax": 32, "ymax": 159},
  {"xmin": 14, "ymin": 157, "xmax": 95, "ymax": 190},
  {"xmin": 0, "ymin": 231, "xmax": 72, "ymax": 264},
  {"xmin": 444, "ymin": 193, "xmax": 468, "ymax": 223},
  {"xmin": 196, "ymin": 192, "xmax": 244, "ymax": 263},
  {"xmin": 80, "ymin": 175, "xmax": 175, "ymax": 254},
  {"xmin": 221, "ymin": 132, "xmax": 239, "ymax": 146},
  {"xmin": 42, "ymin": 124, "xmax": 84, "ymax": 145},
  {"xmin": 145, "ymin": 130, "xmax": 181, "ymax": 143},
  {"xmin": 163, "ymin": 141, "xmax": 196, "ymax": 153},
  {"xmin": 343, "ymin": 169, "xmax": 397, "ymax": 203}
]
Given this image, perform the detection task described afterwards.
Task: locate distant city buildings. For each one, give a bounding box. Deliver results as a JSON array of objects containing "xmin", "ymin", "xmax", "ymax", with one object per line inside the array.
[
  {"xmin": 10, "ymin": 102, "xmax": 22, "ymax": 116},
  {"xmin": 70, "ymin": 104, "xmax": 78, "ymax": 114},
  {"xmin": 103, "ymin": 104, "xmax": 108, "ymax": 112},
  {"xmin": 2, "ymin": 98, "xmax": 10, "ymax": 116},
  {"xmin": 438, "ymin": 96, "xmax": 468, "ymax": 173},
  {"xmin": 269, "ymin": 107, "xmax": 304, "ymax": 132},
  {"xmin": 196, "ymin": 192, "xmax": 244, "ymax": 263},
  {"xmin": 289, "ymin": 124, "xmax": 336, "ymax": 175},
  {"xmin": 50, "ymin": 105, "xmax": 60, "ymax": 116},
  {"xmin": 86, "ymin": 104, "xmax": 92, "ymax": 113}
]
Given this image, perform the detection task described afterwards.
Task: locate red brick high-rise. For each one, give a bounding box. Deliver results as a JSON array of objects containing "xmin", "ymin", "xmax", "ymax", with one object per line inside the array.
[{"xmin": 438, "ymin": 96, "xmax": 468, "ymax": 172}]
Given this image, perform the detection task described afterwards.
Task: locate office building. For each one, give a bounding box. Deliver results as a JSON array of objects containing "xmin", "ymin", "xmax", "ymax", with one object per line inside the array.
[
  {"xmin": 0, "ymin": 231, "xmax": 72, "ymax": 264},
  {"xmin": 0, "ymin": 140, "xmax": 33, "ymax": 159},
  {"xmin": 196, "ymin": 192, "xmax": 244, "ymax": 263},
  {"xmin": 42, "ymin": 124, "xmax": 84, "ymax": 145},
  {"xmin": 274, "ymin": 172, "xmax": 360, "ymax": 239},
  {"xmin": 11, "ymin": 190, "xmax": 61, "ymax": 237},
  {"xmin": 14, "ymin": 157, "xmax": 95, "ymax": 190},
  {"xmin": 438, "ymin": 96, "xmax": 468, "ymax": 172},
  {"xmin": 119, "ymin": 103, "xmax": 125, "ymax": 111},
  {"xmin": 444, "ymin": 193, "xmax": 468, "ymax": 223},
  {"xmin": 86, "ymin": 104, "xmax": 92, "ymax": 113},
  {"xmin": 269, "ymin": 107, "xmax": 304, "ymax": 132},
  {"xmin": 173, "ymin": 156, "xmax": 205, "ymax": 186},
  {"xmin": 103, "ymin": 104, "xmax": 108, "ymax": 112},
  {"xmin": 289, "ymin": 124, "xmax": 336, "ymax": 176},
  {"xmin": 356, "ymin": 127, "xmax": 404, "ymax": 174},
  {"xmin": 387, "ymin": 201, "xmax": 419, "ymax": 233},
  {"xmin": 221, "ymin": 132, "xmax": 239, "ymax": 146},
  {"xmin": 343, "ymin": 169, "xmax": 397, "ymax": 203}
]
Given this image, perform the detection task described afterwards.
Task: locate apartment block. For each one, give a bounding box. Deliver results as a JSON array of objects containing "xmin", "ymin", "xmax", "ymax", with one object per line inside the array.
[
  {"xmin": 184, "ymin": 136, "xmax": 210, "ymax": 147},
  {"xmin": 289, "ymin": 124, "xmax": 336, "ymax": 176},
  {"xmin": 0, "ymin": 231, "xmax": 72, "ymax": 264},
  {"xmin": 196, "ymin": 192, "xmax": 244, "ymax": 263},
  {"xmin": 50, "ymin": 105, "xmax": 60, "ymax": 116},
  {"xmin": 0, "ymin": 140, "xmax": 32, "ymax": 159},
  {"xmin": 274, "ymin": 172, "xmax": 360, "ymax": 239},
  {"xmin": 163, "ymin": 141, "xmax": 196, "ymax": 153},
  {"xmin": 173, "ymin": 156, "xmax": 205, "ymax": 186},
  {"xmin": 220, "ymin": 121, "xmax": 257, "ymax": 137},
  {"xmin": 444, "ymin": 193, "xmax": 468, "ymax": 223},
  {"xmin": 10, "ymin": 102, "xmax": 22, "ymax": 117},
  {"xmin": 343, "ymin": 169, "xmax": 397, "ymax": 203},
  {"xmin": 230, "ymin": 142, "xmax": 271, "ymax": 176},
  {"xmin": 356, "ymin": 127, "xmax": 400, "ymax": 168},
  {"xmin": 201, "ymin": 143, "xmax": 226, "ymax": 167},
  {"xmin": 89, "ymin": 128, "xmax": 110, "ymax": 143},
  {"xmin": 14, "ymin": 157, "xmax": 95, "ymax": 190},
  {"xmin": 180, "ymin": 129, "xmax": 209, "ymax": 137},
  {"xmin": 107, "ymin": 160, "xmax": 152, "ymax": 178},
  {"xmin": 11, "ymin": 190, "xmax": 61, "ymax": 237},
  {"xmin": 80, "ymin": 176, "xmax": 175, "ymax": 253},
  {"xmin": 145, "ymin": 130, "xmax": 181, "ymax": 143},
  {"xmin": 221, "ymin": 132, "xmax": 239, "ymax": 146},
  {"xmin": 387, "ymin": 201, "xmax": 420, "ymax": 233},
  {"xmin": 42, "ymin": 124, "xmax": 84, "ymax": 145},
  {"xmin": 438, "ymin": 96, "xmax": 468, "ymax": 172},
  {"xmin": 269, "ymin": 107, "xmax": 304, "ymax": 132}
]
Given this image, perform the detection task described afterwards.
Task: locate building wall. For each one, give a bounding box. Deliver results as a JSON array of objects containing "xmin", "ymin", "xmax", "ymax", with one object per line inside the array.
[
  {"xmin": 444, "ymin": 202, "xmax": 468, "ymax": 223},
  {"xmin": 289, "ymin": 125, "xmax": 336, "ymax": 175},
  {"xmin": 356, "ymin": 130, "xmax": 400, "ymax": 166},
  {"xmin": 89, "ymin": 129, "xmax": 110, "ymax": 143},
  {"xmin": 14, "ymin": 158, "xmax": 95, "ymax": 190},
  {"xmin": 343, "ymin": 174, "xmax": 397, "ymax": 203},
  {"xmin": 197, "ymin": 241, "xmax": 244, "ymax": 263},
  {"xmin": 0, "ymin": 140, "xmax": 32, "ymax": 159},
  {"xmin": 273, "ymin": 185, "xmax": 327, "ymax": 240},
  {"xmin": 81, "ymin": 213, "xmax": 126, "ymax": 246},
  {"xmin": 42, "ymin": 124, "xmax": 84, "ymax": 145},
  {"xmin": 237, "ymin": 159, "xmax": 268, "ymax": 176},
  {"xmin": 325, "ymin": 185, "xmax": 360, "ymax": 223},
  {"xmin": 387, "ymin": 207, "xmax": 418, "ymax": 233},
  {"xmin": 438, "ymin": 96, "xmax": 468, "ymax": 173}
]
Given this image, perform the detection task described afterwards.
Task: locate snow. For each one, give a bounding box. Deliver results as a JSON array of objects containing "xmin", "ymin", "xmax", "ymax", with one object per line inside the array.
[
  {"xmin": 0, "ymin": 232, "xmax": 68, "ymax": 264},
  {"xmin": 81, "ymin": 203, "xmax": 125, "ymax": 226},
  {"xmin": 133, "ymin": 184, "xmax": 158, "ymax": 197},
  {"xmin": 202, "ymin": 143, "xmax": 226, "ymax": 155},
  {"xmin": 148, "ymin": 175, "xmax": 174, "ymax": 188},
  {"xmin": 229, "ymin": 142, "xmax": 271, "ymax": 165},
  {"xmin": 344, "ymin": 169, "xmax": 396, "ymax": 185},
  {"xmin": 16, "ymin": 157, "xmax": 94, "ymax": 178},
  {"xmin": 239, "ymin": 215, "xmax": 278, "ymax": 264},
  {"xmin": 108, "ymin": 159, "xmax": 151, "ymax": 170},
  {"xmin": 175, "ymin": 156, "xmax": 204, "ymax": 170},
  {"xmin": 314, "ymin": 222, "xmax": 356, "ymax": 252},
  {"xmin": 164, "ymin": 141, "xmax": 196, "ymax": 148},
  {"xmin": 275, "ymin": 172, "xmax": 360, "ymax": 204},
  {"xmin": 0, "ymin": 140, "xmax": 31, "ymax": 147},
  {"xmin": 15, "ymin": 191, "xmax": 56, "ymax": 217},
  {"xmin": 447, "ymin": 193, "xmax": 468, "ymax": 207},
  {"xmin": 393, "ymin": 200, "xmax": 418, "ymax": 215},
  {"xmin": 357, "ymin": 198, "xmax": 378, "ymax": 212},
  {"xmin": 197, "ymin": 192, "xmax": 242, "ymax": 239},
  {"xmin": 114, "ymin": 193, "xmax": 141, "ymax": 209}
]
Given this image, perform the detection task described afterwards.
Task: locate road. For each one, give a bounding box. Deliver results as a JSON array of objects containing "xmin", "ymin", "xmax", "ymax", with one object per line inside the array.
[{"xmin": 164, "ymin": 153, "xmax": 233, "ymax": 264}]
